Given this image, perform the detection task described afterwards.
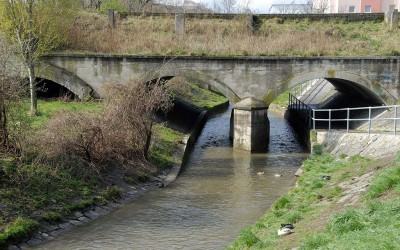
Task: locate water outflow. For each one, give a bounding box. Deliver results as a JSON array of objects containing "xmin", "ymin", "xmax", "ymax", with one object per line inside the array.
[{"xmin": 35, "ymin": 107, "xmax": 308, "ymax": 250}]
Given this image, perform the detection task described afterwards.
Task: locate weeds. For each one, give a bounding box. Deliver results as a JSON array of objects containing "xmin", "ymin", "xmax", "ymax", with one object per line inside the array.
[
  {"xmin": 61, "ymin": 14, "xmax": 400, "ymax": 57},
  {"xmin": 0, "ymin": 217, "xmax": 39, "ymax": 246},
  {"xmin": 229, "ymin": 153, "xmax": 400, "ymax": 249}
]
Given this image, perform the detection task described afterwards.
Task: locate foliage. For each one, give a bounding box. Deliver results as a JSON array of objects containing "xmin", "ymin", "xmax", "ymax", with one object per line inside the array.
[
  {"xmin": 99, "ymin": 0, "xmax": 126, "ymax": 14},
  {"xmin": 100, "ymin": 186, "xmax": 122, "ymax": 202},
  {"xmin": 0, "ymin": 36, "xmax": 25, "ymax": 153},
  {"xmin": 39, "ymin": 80, "xmax": 175, "ymax": 176},
  {"xmin": 0, "ymin": 217, "xmax": 39, "ymax": 245},
  {"xmin": 0, "ymin": 0, "xmax": 79, "ymax": 114}
]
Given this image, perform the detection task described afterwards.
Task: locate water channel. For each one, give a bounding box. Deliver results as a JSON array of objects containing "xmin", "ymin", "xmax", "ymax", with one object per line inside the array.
[{"xmin": 35, "ymin": 107, "xmax": 308, "ymax": 250}]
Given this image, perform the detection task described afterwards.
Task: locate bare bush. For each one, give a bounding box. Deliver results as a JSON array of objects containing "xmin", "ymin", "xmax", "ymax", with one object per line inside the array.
[
  {"xmin": 0, "ymin": 36, "xmax": 26, "ymax": 153},
  {"xmin": 41, "ymin": 78, "xmax": 174, "ymax": 175}
]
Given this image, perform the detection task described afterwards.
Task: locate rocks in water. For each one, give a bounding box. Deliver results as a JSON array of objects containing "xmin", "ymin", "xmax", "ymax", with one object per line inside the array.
[
  {"xmin": 295, "ymin": 166, "xmax": 303, "ymax": 177},
  {"xmin": 257, "ymin": 172, "xmax": 265, "ymax": 175},
  {"xmin": 155, "ymin": 180, "xmax": 164, "ymax": 188}
]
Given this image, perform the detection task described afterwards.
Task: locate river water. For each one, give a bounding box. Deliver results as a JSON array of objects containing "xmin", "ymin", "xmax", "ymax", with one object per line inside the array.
[{"xmin": 35, "ymin": 108, "xmax": 308, "ymax": 250}]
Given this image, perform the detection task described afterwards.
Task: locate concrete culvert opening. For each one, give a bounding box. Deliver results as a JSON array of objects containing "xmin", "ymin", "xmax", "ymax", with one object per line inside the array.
[{"xmin": 35, "ymin": 78, "xmax": 79, "ymax": 100}]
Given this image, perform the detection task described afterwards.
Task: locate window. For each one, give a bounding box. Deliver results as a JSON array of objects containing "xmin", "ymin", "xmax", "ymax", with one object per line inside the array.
[
  {"xmin": 365, "ymin": 5, "xmax": 371, "ymax": 13},
  {"xmin": 349, "ymin": 6, "xmax": 355, "ymax": 13}
]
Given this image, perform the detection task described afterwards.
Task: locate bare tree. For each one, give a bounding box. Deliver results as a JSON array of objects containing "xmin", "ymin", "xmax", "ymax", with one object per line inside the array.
[
  {"xmin": 312, "ymin": 0, "xmax": 330, "ymax": 13},
  {"xmin": 122, "ymin": 0, "xmax": 153, "ymax": 12},
  {"xmin": 213, "ymin": 0, "xmax": 237, "ymax": 13},
  {"xmin": 0, "ymin": 0, "xmax": 79, "ymax": 115}
]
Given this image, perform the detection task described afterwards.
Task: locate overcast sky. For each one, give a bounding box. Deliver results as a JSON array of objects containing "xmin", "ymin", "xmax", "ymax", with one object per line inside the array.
[{"xmin": 194, "ymin": 0, "xmax": 310, "ymax": 13}]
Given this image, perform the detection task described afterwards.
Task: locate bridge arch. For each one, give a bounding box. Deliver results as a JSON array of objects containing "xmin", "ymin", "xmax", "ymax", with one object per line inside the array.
[
  {"xmin": 266, "ymin": 70, "xmax": 388, "ymax": 106},
  {"xmin": 143, "ymin": 69, "xmax": 240, "ymax": 103},
  {"xmin": 37, "ymin": 63, "xmax": 97, "ymax": 100}
]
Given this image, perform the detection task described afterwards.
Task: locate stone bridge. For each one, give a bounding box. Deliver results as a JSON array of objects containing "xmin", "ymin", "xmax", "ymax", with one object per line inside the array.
[{"xmin": 38, "ymin": 55, "xmax": 400, "ymax": 152}]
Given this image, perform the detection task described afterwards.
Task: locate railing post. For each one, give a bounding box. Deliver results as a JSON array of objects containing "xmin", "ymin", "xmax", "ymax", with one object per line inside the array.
[
  {"xmin": 300, "ymin": 82, "xmax": 303, "ymax": 96},
  {"xmin": 394, "ymin": 106, "xmax": 397, "ymax": 135},
  {"xmin": 313, "ymin": 109, "xmax": 316, "ymax": 130},
  {"xmin": 328, "ymin": 109, "xmax": 331, "ymax": 131},
  {"xmin": 368, "ymin": 106, "xmax": 372, "ymax": 134},
  {"xmin": 347, "ymin": 108, "xmax": 350, "ymax": 133}
]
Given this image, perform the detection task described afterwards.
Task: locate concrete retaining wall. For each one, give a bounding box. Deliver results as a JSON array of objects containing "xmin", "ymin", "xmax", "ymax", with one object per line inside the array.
[
  {"xmin": 126, "ymin": 12, "xmax": 384, "ymax": 22},
  {"xmin": 164, "ymin": 100, "xmax": 229, "ymax": 184},
  {"xmin": 314, "ymin": 131, "xmax": 400, "ymax": 158}
]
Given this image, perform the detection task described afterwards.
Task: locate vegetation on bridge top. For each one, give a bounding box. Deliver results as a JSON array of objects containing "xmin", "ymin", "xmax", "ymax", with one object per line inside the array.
[{"xmin": 59, "ymin": 12, "xmax": 400, "ymax": 57}]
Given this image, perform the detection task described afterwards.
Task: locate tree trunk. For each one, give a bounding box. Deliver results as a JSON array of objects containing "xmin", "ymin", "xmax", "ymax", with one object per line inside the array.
[
  {"xmin": 143, "ymin": 118, "xmax": 153, "ymax": 160},
  {"xmin": 0, "ymin": 101, "xmax": 8, "ymax": 148},
  {"xmin": 27, "ymin": 63, "xmax": 37, "ymax": 116}
]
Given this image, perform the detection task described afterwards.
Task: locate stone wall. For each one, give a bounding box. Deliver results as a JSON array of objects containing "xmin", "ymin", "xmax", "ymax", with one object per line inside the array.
[{"xmin": 127, "ymin": 12, "xmax": 384, "ymax": 22}]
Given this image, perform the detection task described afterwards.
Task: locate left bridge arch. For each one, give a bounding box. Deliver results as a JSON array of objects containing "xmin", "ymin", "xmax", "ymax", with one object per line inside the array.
[{"xmin": 37, "ymin": 63, "xmax": 97, "ymax": 100}]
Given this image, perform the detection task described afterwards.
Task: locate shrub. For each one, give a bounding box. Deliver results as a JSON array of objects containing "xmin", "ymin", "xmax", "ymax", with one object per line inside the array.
[
  {"xmin": 44, "ymin": 212, "xmax": 63, "ymax": 222},
  {"xmin": 40, "ymin": 80, "xmax": 174, "ymax": 175},
  {"xmin": 2, "ymin": 217, "xmax": 39, "ymax": 243},
  {"xmin": 101, "ymin": 186, "xmax": 121, "ymax": 202},
  {"xmin": 312, "ymin": 144, "xmax": 323, "ymax": 155}
]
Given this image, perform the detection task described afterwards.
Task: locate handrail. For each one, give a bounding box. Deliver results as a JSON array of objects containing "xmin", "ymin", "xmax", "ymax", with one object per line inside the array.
[
  {"xmin": 312, "ymin": 105, "xmax": 399, "ymax": 135},
  {"xmin": 287, "ymin": 93, "xmax": 400, "ymax": 135}
]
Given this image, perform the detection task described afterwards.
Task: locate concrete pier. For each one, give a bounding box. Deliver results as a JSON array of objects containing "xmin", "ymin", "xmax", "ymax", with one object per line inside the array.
[
  {"xmin": 175, "ymin": 13, "xmax": 185, "ymax": 36},
  {"xmin": 231, "ymin": 97, "xmax": 269, "ymax": 152}
]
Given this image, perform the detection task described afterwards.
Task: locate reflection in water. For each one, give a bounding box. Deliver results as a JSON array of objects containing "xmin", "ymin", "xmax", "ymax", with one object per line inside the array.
[{"xmin": 35, "ymin": 108, "xmax": 308, "ymax": 250}]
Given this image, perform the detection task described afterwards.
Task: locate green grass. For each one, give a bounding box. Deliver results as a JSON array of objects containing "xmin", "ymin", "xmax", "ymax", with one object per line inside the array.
[
  {"xmin": 28, "ymin": 100, "xmax": 101, "ymax": 130},
  {"xmin": 0, "ymin": 217, "xmax": 39, "ymax": 247},
  {"xmin": 228, "ymin": 153, "xmax": 400, "ymax": 249},
  {"xmin": 173, "ymin": 83, "xmax": 228, "ymax": 110},
  {"xmin": 149, "ymin": 124, "xmax": 184, "ymax": 169}
]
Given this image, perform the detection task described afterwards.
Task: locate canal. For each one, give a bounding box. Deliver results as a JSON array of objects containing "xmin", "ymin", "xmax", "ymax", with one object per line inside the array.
[{"xmin": 35, "ymin": 107, "xmax": 308, "ymax": 249}]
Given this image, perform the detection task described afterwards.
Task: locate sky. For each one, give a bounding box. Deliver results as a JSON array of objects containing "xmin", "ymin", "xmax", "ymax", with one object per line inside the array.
[{"xmin": 194, "ymin": 0, "xmax": 310, "ymax": 13}]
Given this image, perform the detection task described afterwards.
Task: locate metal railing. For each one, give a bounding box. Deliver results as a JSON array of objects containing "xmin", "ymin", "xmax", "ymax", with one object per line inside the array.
[
  {"xmin": 288, "ymin": 93, "xmax": 400, "ymax": 135},
  {"xmin": 288, "ymin": 93, "xmax": 313, "ymax": 127},
  {"xmin": 312, "ymin": 105, "xmax": 400, "ymax": 135}
]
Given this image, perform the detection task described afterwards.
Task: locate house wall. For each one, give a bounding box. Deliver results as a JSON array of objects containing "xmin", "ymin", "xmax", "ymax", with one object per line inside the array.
[
  {"xmin": 361, "ymin": 0, "xmax": 382, "ymax": 12},
  {"xmin": 337, "ymin": 0, "xmax": 361, "ymax": 13},
  {"xmin": 381, "ymin": 0, "xmax": 400, "ymax": 12}
]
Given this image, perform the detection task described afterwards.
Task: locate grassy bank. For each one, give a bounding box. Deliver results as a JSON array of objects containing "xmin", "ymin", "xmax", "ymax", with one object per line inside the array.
[
  {"xmin": 0, "ymin": 100, "xmax": 186, "ymax": 247},
  {"xmin": 60, "ymin": 12, "xmax": 400, "ymax": 57},
  {"xmin": 229, "ymin": 152, "xmax": 400, "ymax": 249},
  {"xmin": 0, "ymin": 80, "xmax": 225, "ymax": 247},
  {"xmin": 169, "ymin": 78, "xmax": 228, "ymax": 110}
]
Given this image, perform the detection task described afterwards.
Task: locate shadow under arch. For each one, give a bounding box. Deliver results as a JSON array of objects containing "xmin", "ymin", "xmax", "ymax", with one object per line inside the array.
[
  {"xmin": 37, "ymin": 63, "xmax": 98, "ymax": 100},
  {"xmin": 264, "ymin": 70, "xmax": 388, "ymax": 106},
  {"xmin": 143, "ymin": 69, "xmax": 240, "ymax": 103}
]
